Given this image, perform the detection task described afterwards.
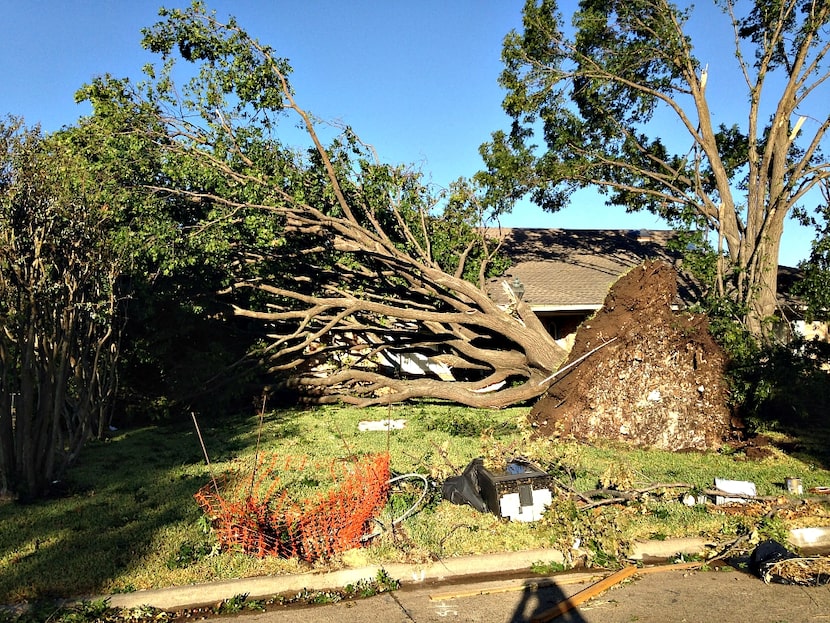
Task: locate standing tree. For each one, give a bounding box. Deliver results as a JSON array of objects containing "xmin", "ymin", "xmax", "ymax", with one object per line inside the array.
[
  {"xmin": 0, "ymin": 119, "xmax": 127, "ymax": 498},
  {"xmin": 479, "ymin": 0, "xmax": 830, "ymax": 336},
  {"xmin": 82, "ymin": 2, "xmax": 569, "ymax": 408}
]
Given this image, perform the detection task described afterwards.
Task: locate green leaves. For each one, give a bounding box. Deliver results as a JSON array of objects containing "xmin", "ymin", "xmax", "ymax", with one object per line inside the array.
[
  {"xmin": 142, "ymin": 2, "xmax": 292, "ymax": 120},
  {"xmin": 796, "ymin": 211, "xmax": 830, "ymax": 321},
  {"xmin": 483, "ymin": 0, "xmax": 698, "ymax": 212},
  {"xmin": 483, "ymin": 0, "xmax": 830, "ymax": 337},
  {"xmin": 0, "ymin": 119, "xmax": 134, "ymax": 496}
]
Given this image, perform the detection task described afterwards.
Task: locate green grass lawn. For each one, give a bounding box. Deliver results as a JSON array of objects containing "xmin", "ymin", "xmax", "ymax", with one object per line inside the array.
[{"xmin": 1, "ymin": 403, "xmax": 829, "ymax": 604}]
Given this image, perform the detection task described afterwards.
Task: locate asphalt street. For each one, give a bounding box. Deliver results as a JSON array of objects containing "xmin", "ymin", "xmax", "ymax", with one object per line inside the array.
[
  {"xmin": 102, "ymin": 539, "xmax": 830, "ymax": 623},
  {"xmin": 224, "ymin": 567, "xmax": 830, "ymax": 623}
]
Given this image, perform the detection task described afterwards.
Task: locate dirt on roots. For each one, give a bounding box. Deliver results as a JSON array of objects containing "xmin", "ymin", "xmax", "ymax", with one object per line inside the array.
[{"xmin": 529, "ymin": 260, "xmax": 736, "ymax": 451}]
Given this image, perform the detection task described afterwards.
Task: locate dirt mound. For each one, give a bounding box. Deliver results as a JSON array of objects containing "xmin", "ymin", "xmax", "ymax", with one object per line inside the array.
[{"xmin": 529, "ymin": 260, "xmax": 733, "ymax": 450}]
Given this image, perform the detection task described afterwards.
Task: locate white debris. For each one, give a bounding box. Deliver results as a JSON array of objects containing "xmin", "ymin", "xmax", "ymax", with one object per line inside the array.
[
  {"xmin": 714, "ymin": 478, "xmax": 757, "ymax": 504},
  {"xmin": 647, "ymin": 389, "xmax": 662, "ymax": 402},
  {"xmin": 358, "ymin": 419, "xmax": 407, "ymax": 432},
  {"xmin": 472, "ymin": 381, "xmax": 507, "ymax": 393}
]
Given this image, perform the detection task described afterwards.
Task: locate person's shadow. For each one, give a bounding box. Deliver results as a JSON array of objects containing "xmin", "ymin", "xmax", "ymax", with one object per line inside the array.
[{"xmin": 508, "ymin": 577, "xmax": 588, "ymax": 622}]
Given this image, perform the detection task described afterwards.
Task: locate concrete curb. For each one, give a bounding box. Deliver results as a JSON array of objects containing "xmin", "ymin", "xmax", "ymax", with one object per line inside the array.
[
  {"xmin": 105, "ymin": 548, "xmax": 566, "ymax": 610},
  {"xmin": 789, "ymin": 526, "xmax": 830, "ymax": 549},
  {"xmin": 100, "ymin": 527, "xmax": 830, "ymax": 612},
  {"xmin": 628, "ymin": 537, "xmax": 713, "ymax": 561},
  {"xmin": 629, "ymin": 527, "xmax": 830, "ymax": 561}
]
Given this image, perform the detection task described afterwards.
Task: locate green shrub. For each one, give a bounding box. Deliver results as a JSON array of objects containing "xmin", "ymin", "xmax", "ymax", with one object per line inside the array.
[{"xmin": 730, "ymin": 338, "xmax": 830, "ymax": 431}]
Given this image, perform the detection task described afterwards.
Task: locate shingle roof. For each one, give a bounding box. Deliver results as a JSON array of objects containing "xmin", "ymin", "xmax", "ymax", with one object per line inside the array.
[{"xmin": 485, "ymin": 228, "xmax": 688, "ymax": 309}]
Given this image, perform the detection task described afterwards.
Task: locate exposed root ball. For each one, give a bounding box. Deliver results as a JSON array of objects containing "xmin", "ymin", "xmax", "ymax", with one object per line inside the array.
[{"xmin": 529, "ymin": 260, "xmax": 733, "ymax": 450}]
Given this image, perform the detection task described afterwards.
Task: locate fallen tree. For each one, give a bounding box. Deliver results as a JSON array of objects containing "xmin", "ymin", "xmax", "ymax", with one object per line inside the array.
[{"xmin": 81, "ymin": 3, "xmax": 568, "ymax": 407}]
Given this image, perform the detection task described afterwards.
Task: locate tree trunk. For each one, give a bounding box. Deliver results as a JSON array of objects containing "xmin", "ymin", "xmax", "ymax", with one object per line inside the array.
[
  {"xmin": 0, "ymin": 381, "xmax": 12, "ymax": 497},
  {"xmin": 746, "ymin": 218, "xmax": 785, "ymax": 337}
]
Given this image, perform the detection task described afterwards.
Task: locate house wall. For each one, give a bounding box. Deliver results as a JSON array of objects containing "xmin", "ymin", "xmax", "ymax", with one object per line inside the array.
[{"xmin": 534, "ymin": 312, "xmax": 587, "ymax": 341}]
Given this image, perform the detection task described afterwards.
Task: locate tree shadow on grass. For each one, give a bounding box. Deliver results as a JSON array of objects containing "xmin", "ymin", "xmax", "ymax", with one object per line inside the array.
[
  {"xmin": 750, "ymin": 406, "xmax": 830, "ymax": 469},
  {"xmin": 0, "ymin": 411, "xmax": 298, "ymax": 604}
]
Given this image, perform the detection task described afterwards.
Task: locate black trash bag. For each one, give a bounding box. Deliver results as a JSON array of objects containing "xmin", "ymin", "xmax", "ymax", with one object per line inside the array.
[
  {"xmin": 749, "ymin": 540, "xmax": 799, "ymax": 584},
  {"xmin": 442, "ymin": 458, "xmax": 487, "ymax": 512},
  {"xmin": 750, "ymin": 540, "xmax": 830, "ymax": 586}
]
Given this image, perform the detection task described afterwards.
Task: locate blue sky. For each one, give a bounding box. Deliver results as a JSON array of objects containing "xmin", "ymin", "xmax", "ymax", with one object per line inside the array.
[{"xmin": 0, "ymin": 1, "xmax": 816, "ymax": 265}]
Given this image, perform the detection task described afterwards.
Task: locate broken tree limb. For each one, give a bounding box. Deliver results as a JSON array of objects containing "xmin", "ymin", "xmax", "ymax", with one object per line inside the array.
[
  {"xmin": 531, "ymin": 562, "xmax": 704, "ymax": 623},
  {"xmin": 580, "ymin": 496, "xmax": 630, "ymax": 510},
  {"xmin": 575, "ymin": 482, "xmax": 788, "ymax": 510},
  {"xmin": 549, "ymin": 475, "xmax": 595, "ymax": 506},
  {"xmin": 530, "ymin": 566, "xmax": 638, "ymax": 623},
  {"xmin": 578, "ymin": 483, "xmax": 695, "ymax": 509},
  {"xmin": 538, "ymin": 337, "xmax": 618, "ymax": 386}
]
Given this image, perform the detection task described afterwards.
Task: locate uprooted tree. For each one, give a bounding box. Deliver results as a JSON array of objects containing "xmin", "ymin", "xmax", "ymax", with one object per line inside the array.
[
  {"xmin": 479, "ymin": 0, "xmax": 830, "ymax": 337},
  {"xmin": 80, "ymin": 2, "xmax": 569, "ymax": 408}
]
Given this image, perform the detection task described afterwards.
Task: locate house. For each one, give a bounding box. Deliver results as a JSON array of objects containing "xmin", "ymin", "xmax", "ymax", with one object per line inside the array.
[
  {"xmin": 485, "ymin": 228, "xmax": 695, "ymax": 341},
  {"xmin": 306, "ymin": 228, "xmax": 822, "ymax": 386},
  {"xmin": 484, "ymin": 228, "xmax": 823, "ymax": 344}
]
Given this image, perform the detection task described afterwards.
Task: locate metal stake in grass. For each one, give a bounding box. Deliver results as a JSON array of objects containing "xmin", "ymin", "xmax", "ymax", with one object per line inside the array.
[
  {"xmin": 191, "ymin": 411, "xmax": 220, "ymax": 496},
  {"xmin": 250, "ymin": 394, "xmax": 268, "ymax": 499}
]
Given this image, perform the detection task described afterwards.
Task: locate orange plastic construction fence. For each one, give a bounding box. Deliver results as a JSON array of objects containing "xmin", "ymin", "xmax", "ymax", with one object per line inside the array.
[{"xmin": 195, "ymin": 452, "xmax": 391, "ymax": 562}]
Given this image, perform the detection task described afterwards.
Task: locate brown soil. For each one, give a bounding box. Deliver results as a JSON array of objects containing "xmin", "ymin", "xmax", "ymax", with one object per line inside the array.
[{"xmin": 529, "ymin": 260, "xmax": 735, "ymax": 450}]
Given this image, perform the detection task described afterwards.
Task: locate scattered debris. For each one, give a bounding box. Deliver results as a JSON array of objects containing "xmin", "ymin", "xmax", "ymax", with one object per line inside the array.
[
  {"xmin": 363, "ymin": 472, "xmax": 430, "ymax": 541},
  {"xmin": 728, "ymin": 434, "xmax": 776, "ymax": 460},
  {"xmin": 530, "ymin": 562, "xmax": 705, "ymax": 623},
  {"xmin": 478, "ymin": 459, "xmax": 552, "ymax": 522},
  {"xmin": 357, "ymin": 418, "xmax": 406, "ymax": 431},
  {"xmin": 530, "ymin": 565, "xmax": 639, "ymax": 623},
  {"xmin": 442, "ymin": 458, "xmax": 552, "ymax": 522},
  {"xmin": 750, "ymin": 540, "xmax": 830, "ymax": 586},
  {"xmin": 713, "ymin": 478, "xmax": 757, "ymax": 505},
  {"xmin": 762, "ymin": 556, "xmax": 830, "ymax": 586},
  {"xmin": 441, "ymin": 457, "xmax": 488, "ymax": 513},
  {"xmin": 785, "ymin": 477, "xmax": 803, "ymax": 495},
  {"xmin": 681, "ymin": 493, "xmax": 707, "ymax": 506}
]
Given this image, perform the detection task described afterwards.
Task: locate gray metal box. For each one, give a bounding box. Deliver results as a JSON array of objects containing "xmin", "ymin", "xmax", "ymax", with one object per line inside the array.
[{"xmin": 477, "ymin": 460, "xmax": 552, "ymax": 522}]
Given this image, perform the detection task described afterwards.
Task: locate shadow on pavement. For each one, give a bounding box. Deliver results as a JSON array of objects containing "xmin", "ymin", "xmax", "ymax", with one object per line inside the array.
[{"xmin": 508, "ymin": 578, "xmax": 586, "ymax": 623}]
